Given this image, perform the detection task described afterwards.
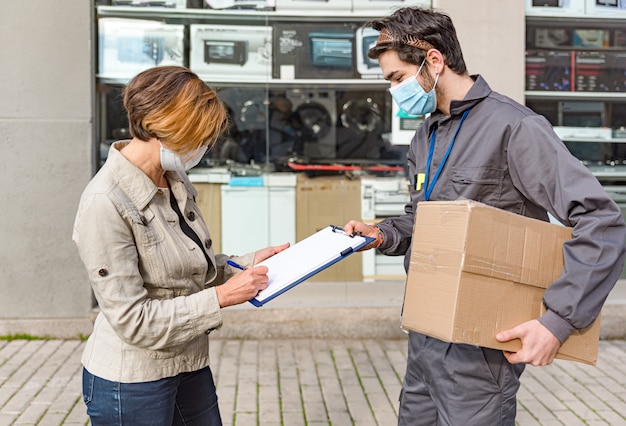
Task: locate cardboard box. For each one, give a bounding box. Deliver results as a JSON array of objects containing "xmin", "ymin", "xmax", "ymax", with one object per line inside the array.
[
  {"xmin": 401, "ymin": 200, "xmax": 601, "ymax": 365},
  {"xmin": 193, "ymin": 182, "xmax": 223, "ymax": 253}
]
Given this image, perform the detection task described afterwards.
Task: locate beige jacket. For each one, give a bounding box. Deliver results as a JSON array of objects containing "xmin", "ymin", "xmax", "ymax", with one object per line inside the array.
[{"xmin": 72, "ymin": 141, "xmax": 254, "ymax": 383}]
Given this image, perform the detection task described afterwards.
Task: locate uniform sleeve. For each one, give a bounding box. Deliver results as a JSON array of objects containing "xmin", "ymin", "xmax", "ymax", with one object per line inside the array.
[
  {"xmin": 507, "ymin": 115, "xmax": 626, "ymax": 342},
  {"xmin": 73, "ymin": 192, "xmax": 223, "ymax": 350}
]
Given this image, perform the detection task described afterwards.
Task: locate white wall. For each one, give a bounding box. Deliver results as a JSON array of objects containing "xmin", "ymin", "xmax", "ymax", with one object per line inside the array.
[
  {"xmin": 0, "ymin": 0, "xmax": 95, "ymax": 337},
  {"xmin": 433, "ymin": 0, "xmax": 526, "ymax": 103}
]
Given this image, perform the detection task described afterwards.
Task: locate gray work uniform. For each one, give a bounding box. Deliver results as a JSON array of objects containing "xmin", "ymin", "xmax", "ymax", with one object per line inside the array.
[{"xmin": 376, "ymin": 75, "xmax": 626, "ymax": 425}]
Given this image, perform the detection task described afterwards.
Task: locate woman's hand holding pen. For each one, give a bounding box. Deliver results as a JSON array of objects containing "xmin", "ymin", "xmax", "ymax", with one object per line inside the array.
[
  {"xmin": 216, "ymin": 243, "xmax": 289, "ymax": 308},
  {"xmin": 216, "ymin": 265, "xmax": 270, "ymax": 308},
  {"xmin": 344, "ymin": 220, "xmax": 382, "ymax": 251}
]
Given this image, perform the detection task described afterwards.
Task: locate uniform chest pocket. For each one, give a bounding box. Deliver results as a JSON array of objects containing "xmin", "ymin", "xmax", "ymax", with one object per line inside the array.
[
  {"xmin": 450, "ymin": 167, "xmax": 505, "ymax": 203},
  {"xmin": 128, "ymin": 208, "xmax": 164, "ymax": 246}
]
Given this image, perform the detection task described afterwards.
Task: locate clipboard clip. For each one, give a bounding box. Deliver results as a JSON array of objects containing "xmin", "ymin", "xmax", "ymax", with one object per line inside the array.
[{"xmin": 330, "ymin": 224, "xmax": 361, "ymax": 238}]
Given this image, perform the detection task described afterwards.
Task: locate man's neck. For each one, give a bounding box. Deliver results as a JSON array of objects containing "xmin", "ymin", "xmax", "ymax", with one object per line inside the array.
[{"xmin": 436, "ymin": 73, "xmax": 475, "ymax": 116}]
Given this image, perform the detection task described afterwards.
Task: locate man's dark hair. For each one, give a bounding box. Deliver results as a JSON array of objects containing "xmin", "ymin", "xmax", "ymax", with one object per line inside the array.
[{"xmin": 367, "ymin": 7, "xmax": 468, "ymax": 75}]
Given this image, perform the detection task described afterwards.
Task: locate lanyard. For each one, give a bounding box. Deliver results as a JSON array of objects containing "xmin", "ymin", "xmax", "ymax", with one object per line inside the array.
[{"xmin": 423, "ymin": 108, "xmax": 471, "ymax": 201}]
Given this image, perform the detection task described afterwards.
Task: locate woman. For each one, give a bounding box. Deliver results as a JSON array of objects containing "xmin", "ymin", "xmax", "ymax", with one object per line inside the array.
[{"xmin": 73, "ymin": 66, "xmax": 288, "ymax": 425}]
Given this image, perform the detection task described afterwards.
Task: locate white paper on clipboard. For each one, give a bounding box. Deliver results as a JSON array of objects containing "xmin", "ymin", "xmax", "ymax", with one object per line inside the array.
[{"xmin": 249, "ymin": 225, "xmax": 374, "ymax": 307}]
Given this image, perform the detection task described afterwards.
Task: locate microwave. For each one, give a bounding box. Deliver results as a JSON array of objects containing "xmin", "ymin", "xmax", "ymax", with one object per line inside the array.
[
  {"xmin": 561, "ymin": 101, "xmax": 605, "ymax": 127},
  {"xmin": 359, "ymin": 28, "xmax": 379, "ymax": 69},
  {"xmin": 204, "ymin": 0, "xmax": 274, "ymax": 9},
  {"xmin": 356, "ymin": 27, "xmax": 382, "ymax": 77},
  {"xmin": 525, "ymin": 0, "xmax": 585, "ymax": 16},
  {"xmin": 117, "ymin": 36, "xmax": 165, "ymax": 65},
  {"xmin": 204, "ymin": 40, "xmax": 248, "ymax": 65},
  {"xmin": 308, "ymin": 30, "xmax": 354, "ymax": 69},
  {"xmin": 586, "ymin": 0, "xmax": 626, "ymax": 17}
]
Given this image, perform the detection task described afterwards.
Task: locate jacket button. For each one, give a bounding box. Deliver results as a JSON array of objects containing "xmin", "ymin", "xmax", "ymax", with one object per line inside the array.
[
  {"xmin": 98, "ymin": 268, "xmax": 108, "ymax": 277},
  {"xmin": 140, "ymin": 215, "xmax": 148, "ymax": 226},
  {"xmin": 187, "ymin": 211, "xmax": 195, "ymax": 221},
  {"xmin": 205, "ymin": 239, "xmax": 212, "ymax": 249}
]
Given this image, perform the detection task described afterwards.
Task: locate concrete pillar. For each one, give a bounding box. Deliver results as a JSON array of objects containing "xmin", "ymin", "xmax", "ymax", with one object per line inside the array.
[{"xmin": 0, "ymin": 0, "xmax": 95, "ymax": 338}]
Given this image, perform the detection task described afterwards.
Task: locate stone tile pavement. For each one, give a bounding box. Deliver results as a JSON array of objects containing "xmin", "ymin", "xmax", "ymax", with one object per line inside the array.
[{"xmin": 0, "ymin": 338, "xmax": 625, "ymax": 425}]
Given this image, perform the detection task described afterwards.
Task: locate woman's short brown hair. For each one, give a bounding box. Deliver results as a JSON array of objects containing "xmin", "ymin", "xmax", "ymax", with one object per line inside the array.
[{"xmin": 123, "ymin": 66, "xmax": 228, "ymax": 156}]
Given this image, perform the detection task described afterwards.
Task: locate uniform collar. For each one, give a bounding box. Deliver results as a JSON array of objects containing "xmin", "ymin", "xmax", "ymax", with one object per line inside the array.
[{"xmin": 427, "ymin": 75, "xmax": 491, "ymax": 133}]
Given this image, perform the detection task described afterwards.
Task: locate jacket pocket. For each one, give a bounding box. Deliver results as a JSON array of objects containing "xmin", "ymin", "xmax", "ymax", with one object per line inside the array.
[
  {"xmin": 128, "ymin": 208, "xmax": 164, "ymax": 246},
  {"xmin": 450, "ymin": 167, "xmax": 505, "ymax": 204}
]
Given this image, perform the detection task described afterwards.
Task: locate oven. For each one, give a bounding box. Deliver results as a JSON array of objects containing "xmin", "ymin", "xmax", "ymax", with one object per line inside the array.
[{"xmin": 361, "ymin": 176, "xmax": 410, "ymax": 281}]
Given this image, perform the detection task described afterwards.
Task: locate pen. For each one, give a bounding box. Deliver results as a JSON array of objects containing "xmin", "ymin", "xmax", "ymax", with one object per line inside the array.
[{"xmin": 227, "ymin": 260, "xmax": 247, "ymax": 271}]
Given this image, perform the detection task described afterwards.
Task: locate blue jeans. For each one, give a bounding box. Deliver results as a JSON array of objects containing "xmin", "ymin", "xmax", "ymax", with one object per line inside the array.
[{"xmin": 82, "ymin": 366, "xmax": 222, "ymax": 426}]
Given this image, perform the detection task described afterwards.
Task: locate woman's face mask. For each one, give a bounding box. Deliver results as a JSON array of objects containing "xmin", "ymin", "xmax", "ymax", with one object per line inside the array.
[
  {"xmin": 388, "ymin": 59, "xmax": 439, "ymax": 117},
  {"xmin": 160, "ymin": 142, "xmax": 208, "ymax": 172}
]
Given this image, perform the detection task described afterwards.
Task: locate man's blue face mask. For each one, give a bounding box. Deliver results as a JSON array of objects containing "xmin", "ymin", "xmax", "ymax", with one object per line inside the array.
[{"xmin": 389, "ymin": 59, "xmax": 439, "ymax": 117}]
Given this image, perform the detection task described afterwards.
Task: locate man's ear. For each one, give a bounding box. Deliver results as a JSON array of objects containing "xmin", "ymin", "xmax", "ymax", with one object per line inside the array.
[{"xmin": 425, "ymin": 49, "xmax": 445, "ymax": 73}]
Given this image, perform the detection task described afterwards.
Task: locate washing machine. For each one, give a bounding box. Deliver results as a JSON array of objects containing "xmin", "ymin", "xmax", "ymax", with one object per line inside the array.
[
  {"xmin": 335, "ymin": 89, "xmax": 393, "ymax": 160},
  {"xmin": 286, "ymin": 89, "xmax": 336, "ymax": 160},
  {"xmin": 215, "ymin": 87, "xmax": 269, "ymax": 163}
]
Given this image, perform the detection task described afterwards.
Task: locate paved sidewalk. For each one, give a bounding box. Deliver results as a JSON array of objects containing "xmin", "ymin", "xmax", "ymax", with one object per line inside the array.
[{"xmin": 0, "ymin": 338, "xmax": 625, "ymax": 426}]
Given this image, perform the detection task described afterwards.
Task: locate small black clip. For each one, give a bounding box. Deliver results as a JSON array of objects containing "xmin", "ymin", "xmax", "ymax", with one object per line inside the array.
[
  {"xmin": 331, "ymin": 225, "xmax": 343, "ymax": 233},
  {"xmin": 331, "ymin": 224, "xmax": 360, "ymax": 238}
]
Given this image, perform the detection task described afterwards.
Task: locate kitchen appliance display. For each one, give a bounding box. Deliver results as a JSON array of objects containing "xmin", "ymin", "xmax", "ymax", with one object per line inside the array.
[
  {"xmin": 335, "ymin": 90, "xmax": 399, "ymax": 162},
  {"xmin": 287, "ymin": 89, "xmax": 337, "ymax": 160},
  {"xmin": 204, "ymin": 40, "xmax": 248, "ymax": 65},
  {"xmin": 98, "ymin": 18, "xmax": 184, "ymax": 79},
  {"xmin": 273, "ymin": 23, "xmax": 358, "ymax": 79},
  {"xmin": 274, "ymin": 0, "xmax": 350, "ymax": 12},
  {"xmin": 308, "ymin": 30, "xmax": 354, "ymax": 69},
  {"xmin": 190, "ymin": 24, "xmax": 272, "ymax": 82},
  {"xmin": 351, "ymin": 0, "xmax": 413, "ymax": 13},
  {"xmin": 204, "ymin": 0, "xmax": 274, "ymax": 9},
  {"xmin": 355, "ymin": 27, "xmax": 382, "ymax": 78},
  {"xmin": 586, "ymin": 0, "xmax": 626, "ymax": 16},
  {"xmin": 525, "ymin": 0, "xmax": 586, "ymax": 16}
]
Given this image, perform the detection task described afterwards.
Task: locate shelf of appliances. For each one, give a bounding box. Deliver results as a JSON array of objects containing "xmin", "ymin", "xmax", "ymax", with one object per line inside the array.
[
  {"xmin": 525, "ymin": 1, "xmax": 626, "ymax": 20},
  {"xmin": 561, "ymin": 137, "xmax": 626, "ymax": 143},
  {"xmin": 97, "ymin": 77, "xmax": 391, "ymax": 86},
  {"xmin": 97, "ymin": 5, "xmax": 382, "ymax": 20},
  {"xmin": 587, "ymin": 165, "xmax": 626, "ymax": 179},
  {"xmin": 526, "ymin": 91, "xmax": 626, "ymax": 100},
  {"xmin": 96, "ymin": 5, "xmax": 388, "ymax": 84}
]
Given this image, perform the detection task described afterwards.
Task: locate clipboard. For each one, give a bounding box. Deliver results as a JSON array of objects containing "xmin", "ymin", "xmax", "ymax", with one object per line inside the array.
[{"xmin": 249, "ymin": 225, "xmax": 375, "ymax": 307}]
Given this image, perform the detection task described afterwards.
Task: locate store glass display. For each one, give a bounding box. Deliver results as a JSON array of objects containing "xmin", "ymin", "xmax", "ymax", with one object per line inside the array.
[
  {"xmin": 525, "ymin": 16, "xmax": 626, "ymax": 178},
  {"xmin": 95, "ymin": 3, "xmax": 417, "ymax": 173}
]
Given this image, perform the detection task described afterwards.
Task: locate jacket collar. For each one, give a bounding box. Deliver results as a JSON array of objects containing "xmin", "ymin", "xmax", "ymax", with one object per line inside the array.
[
  {"xmin": 106, "ymin": 141, "xmax": 198, "ymax": 210},
  {"xmin": 427, "ymin": 74, "xmax": 491, "ymax": 133}
]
